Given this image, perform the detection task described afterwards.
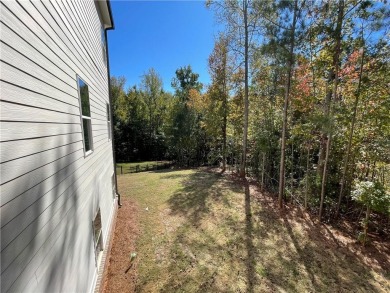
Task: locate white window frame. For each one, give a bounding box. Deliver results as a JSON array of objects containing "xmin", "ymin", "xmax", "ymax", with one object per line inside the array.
[
  {"xmin": 92, "ymin": 208, "xmax": 104, "ymax": 267},
  {"xmin": 77, "ymin": 76, "xmax": 94, "ymax": 157},
  {"xmin": 107, "ymin": 103, "xmax": 111, "ymax": 141}
]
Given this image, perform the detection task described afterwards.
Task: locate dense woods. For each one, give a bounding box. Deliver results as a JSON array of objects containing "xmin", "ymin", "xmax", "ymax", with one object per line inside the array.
[{"xmin": 111, "ymin": 0, "xmax": 389, "ymax": 241}]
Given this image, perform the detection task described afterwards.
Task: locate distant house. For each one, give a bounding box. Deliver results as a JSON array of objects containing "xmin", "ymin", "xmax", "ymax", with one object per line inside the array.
[{"xmin": 0, "ymin": 1, "xmax": 118, "ymax": 292}]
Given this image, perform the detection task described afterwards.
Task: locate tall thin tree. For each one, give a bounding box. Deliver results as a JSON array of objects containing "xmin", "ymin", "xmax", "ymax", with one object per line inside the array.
[
  {"xmin": 208, "ymin": 35, "xmax": 230, "ymax": 172},
  {"xmin": 207, "ymin": 0, "xmax": 261, "ymax": 177},
  {"xmin": 278, "ymin": 0, "xmax": 299, "ymax": 208},
  {"xmin": 319, "ymin": 0, "xmax": 345, "ymax": 221}
]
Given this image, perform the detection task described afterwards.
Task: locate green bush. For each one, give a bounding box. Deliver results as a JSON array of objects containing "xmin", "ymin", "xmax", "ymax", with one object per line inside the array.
[{"xmin": 352, "ymin": 180, "xmax": 390, "ymax": 215}]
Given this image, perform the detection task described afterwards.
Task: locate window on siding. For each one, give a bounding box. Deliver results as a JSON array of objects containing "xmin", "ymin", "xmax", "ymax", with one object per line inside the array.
[
  {"xmin": 93, "ymin": 208, "xmax": 103, "ymax": 266},
  {"xmin": 78, "ymin": 78, "xmax": 93, "ymax": 155},
  {"xmin": 107, "ymin": 103, "xmax": 111, "ymax": 140}
]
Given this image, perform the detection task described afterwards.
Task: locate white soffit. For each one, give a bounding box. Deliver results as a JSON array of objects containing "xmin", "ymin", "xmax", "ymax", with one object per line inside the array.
[{"xmin": 97, "ymin": 0, "xmax": 114, "ymax": 29}]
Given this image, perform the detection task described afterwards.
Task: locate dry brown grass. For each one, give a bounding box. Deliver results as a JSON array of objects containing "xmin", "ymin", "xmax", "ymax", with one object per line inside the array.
[{"xmin": 104, "ymin": 168, "xmax": 390, "ymax": 293}]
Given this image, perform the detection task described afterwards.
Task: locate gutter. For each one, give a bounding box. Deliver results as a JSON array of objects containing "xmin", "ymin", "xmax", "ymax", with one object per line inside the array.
[{"xmin": 104, "ymin": 0, "xmax": 121, "ymax": 206}]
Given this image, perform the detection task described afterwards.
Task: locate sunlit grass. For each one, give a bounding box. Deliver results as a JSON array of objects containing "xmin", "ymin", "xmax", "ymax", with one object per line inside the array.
[
  {"xmin": 118, "ymin": 169, "xmax": 390, "ymax": 293},
  {"xmin": 116, "ymin": 161, "xmax": 171, "ymax": 173}
]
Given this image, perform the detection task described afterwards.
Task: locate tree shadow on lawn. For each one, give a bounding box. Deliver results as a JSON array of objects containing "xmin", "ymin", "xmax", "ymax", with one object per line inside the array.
[
  {"xmin": 166, "ymin": 170, "xmax": 225, "ymax": 226},
  {"xmin": 145, "ymin": 170, "xmax": 387, "ymax": 292},
  {"xmin": 158, "ymin": 170, "xmax": 255, "ymax": 292},
  {"xmin": 244, "ymin": 179, "xmax": 255, "ymax": 293},
  {"xmin": 148, "ymin": 167, "xmax": 203, "ymax": 179},
  {"xmin": 150, "ymin": 168, "xmax": 182, "ymax": 174},
  {"xmin": 252, "ymin": 185, "xmax": 388, "ymax": 292}
]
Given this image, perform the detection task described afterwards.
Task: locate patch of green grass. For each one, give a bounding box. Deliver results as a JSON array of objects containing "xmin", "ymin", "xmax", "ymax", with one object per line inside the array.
[
  {"xmin": 116, "ymin": 161, "xmax": 172, "ymax": 173},
  {"xmin": 118, "ymin": 169, "xmax": 390, "ymax": 293},
  {"xmin": 256, "ymin": 264, "xmax": 268, "ymax": 277}
]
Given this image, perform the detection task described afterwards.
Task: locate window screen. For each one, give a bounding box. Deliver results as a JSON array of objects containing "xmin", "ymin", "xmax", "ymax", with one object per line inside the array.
[
  {"xmin": 78, "ymin": 78, "xmax": 93, "ymax": 154},
  {"xmin": 93, "ymin": 208, "xmax": 103, "ymax": 266}
]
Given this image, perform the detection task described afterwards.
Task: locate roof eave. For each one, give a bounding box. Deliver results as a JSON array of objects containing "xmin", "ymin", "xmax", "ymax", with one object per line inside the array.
[{"xmin": 97, "ymin": 0, "xmax": 115, "ymax": 30}]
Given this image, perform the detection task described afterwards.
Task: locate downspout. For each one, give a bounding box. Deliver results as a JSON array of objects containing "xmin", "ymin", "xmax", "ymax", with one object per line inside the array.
[{"xmin": 104, "ymin": 1, "xmax": 121, "ymax": 206}]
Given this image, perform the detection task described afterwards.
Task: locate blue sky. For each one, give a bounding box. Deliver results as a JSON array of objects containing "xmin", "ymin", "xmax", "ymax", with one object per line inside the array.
[{"xmin": 107, "ymin": 0, "xmax": 221, "ymax": 93}]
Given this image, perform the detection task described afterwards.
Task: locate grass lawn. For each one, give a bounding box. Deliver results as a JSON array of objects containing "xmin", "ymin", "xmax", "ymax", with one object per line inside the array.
[
  {"xmin": 105, "ymin": 168, "xmax": 389, "ymax": 293},
  {"xmin": 116, "ymin": 161, "xmax": 171, "ymax": 173}
]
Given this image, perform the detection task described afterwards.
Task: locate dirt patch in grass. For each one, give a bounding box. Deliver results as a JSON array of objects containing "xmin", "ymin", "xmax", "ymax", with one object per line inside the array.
[{"xmin": 104, "ymin": 169, "xmax": 390, "ymax": 293}]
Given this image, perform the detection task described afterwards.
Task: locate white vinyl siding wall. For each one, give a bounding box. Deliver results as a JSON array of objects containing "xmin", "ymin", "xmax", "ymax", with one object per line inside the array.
[{"xmin": 0, "ymin": 1, "xmax": 115, "ymax": 292}]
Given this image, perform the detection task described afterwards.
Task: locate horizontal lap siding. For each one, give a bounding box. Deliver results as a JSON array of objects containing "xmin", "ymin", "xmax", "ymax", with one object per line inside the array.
[
  {"xmin": 0, "ymin": 121, "xmax": 82, "ymax": 142},
  {"xmin": 0, "ymin": 133, "xmax": 82, "ymax": 163},
  {"xmin": 0, "ymin": 101, "xmax": 81, "ymax": 124},
  {"xmin": 3, "ymin": 150, "xmax": 113, "ymax": 292},
  {"xmin": 0, "ymin": 140, "xmax": 83, "ymax": 185},
  {"xmin": 1, "ymin": 144, "xmax": 111, "ymax": 275},
  {"xmin": 0, "ymin": 1, "xmax": 115, "ymax": 292},
  {"xmin": 1, "ymin": 81, "xmax": 80, "ymax": 116},
  {"xmin": 1, "ymin": 139, "xmax": 109, "ymax": 231}
]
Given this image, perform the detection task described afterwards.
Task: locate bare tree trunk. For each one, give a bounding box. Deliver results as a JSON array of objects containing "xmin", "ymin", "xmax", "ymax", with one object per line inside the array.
[
  {"xmin": 319, "ymin": 0, "xmax": 344, "ymax": 221},
  {"xmin": 290, "ymin": 143, "xmax": 294, "ymax": 204},
  {"xmin": 222, "ymin": 40, "xmax": 228, "ymax": 173},
  {"xmin": 371, "ymin": 161, "xmax": 376, "ymax": 180},
  {"xmin": 336, "ymin": 46, "xmax": 365, "ymax": 217},
  {"xmin": 261, "ymin": 153, "xmax": 265, "ymax": 190},
  {"xmin": 222, "ymin": 112, "xmax": 227, "ymax": 172},
  {"xmin": 222, "ymin": 83, "xmax": 227, "ymax": 173},
  {"xmin": 319, "ymin": 135, "xmax": 331, "ymax": 220},
  {"xmin": 307, "ymin": 17, "xmax": 316, "ymax": 209},
  {"xmin": 363, "ymin": 205, "xmax": 370, "ymax": 246},
  {"xmin": 240, "ymin": 0, "xmax": 249, "ymax": 178},
  {"xmin": 317, "ymin": 72, "xmax": 333, "ymax": 180},
  {"xmin": 278, "ymin": 0, "xmax": 298, "ymax": 208},
  {"xmin": 305, "ymin": 147, "xmax": 310, "ymax": 210},
  {"xmin": 365, "ymin": 162, "xmax": 370, "ymax": 179}
]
